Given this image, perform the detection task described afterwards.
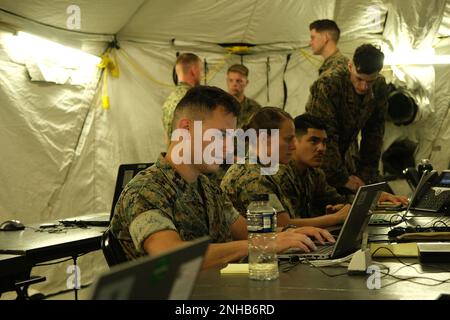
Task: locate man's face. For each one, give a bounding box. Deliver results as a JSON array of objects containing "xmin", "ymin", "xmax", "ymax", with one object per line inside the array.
[
  {"xmin": 348, "ymin": 63, "xmax": 379, "ymax": 95},
  {"xmin": 294, "ymin": 128, "xmax": 327, "ymax": 168},
  {"xmin": 226, "ymin": 71, "xmax": 248, "ymax": 98},
  {"xmin": 195, "ymin": 106, "xmax": 237, "ymax": 174},
  {"xmin": 309, "ymin": 29, "xmax": 327, "ymax": 55},
  {"xmin": 191, "ymin": 62, "xmax": 203, "ymax": 86}
]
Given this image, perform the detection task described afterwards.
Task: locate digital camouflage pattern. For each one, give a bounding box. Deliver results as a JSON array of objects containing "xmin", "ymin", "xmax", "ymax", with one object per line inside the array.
[
  {"xmin": 276, "ymin": 163, "xmax": 347, "ymax": 218},
  {"xmin": 318, "ymin": 50, "xmax": 349, "ymax": 75},
  {"xmin": 305, "ymin": 67, "xmax": 388, "ymax": 188},
  {"xmin": 237, "ymin": 97, "xmax": 262, "ymax": 129},
  {"xmin": 162, "ymin": 82, "xmax": 191, "ymax": 140},
  {"xmin": 110, "ymin": 153, "xmax": 240, "ymax": 260},
  {"xmin": 220, "ymin": 162, "xmax": 292, "ymax": 218}
]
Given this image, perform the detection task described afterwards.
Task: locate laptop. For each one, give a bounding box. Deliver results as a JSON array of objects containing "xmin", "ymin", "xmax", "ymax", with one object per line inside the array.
[
  {"xmin": 59, "ymin": 212, "xmax": 111, "ymax": 227},
  {"xmin": 278, "ymin": 182, "xmax": 385, "ymax": 260},
  {"xmin": 90, "ymin": 236, "xmax": 210, "ymax": 300}
]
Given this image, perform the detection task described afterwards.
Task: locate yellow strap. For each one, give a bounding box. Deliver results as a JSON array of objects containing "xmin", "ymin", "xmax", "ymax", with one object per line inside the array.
[{"xmin": 298, "ymin": 48, "xmax": 322, "ymax": 69}]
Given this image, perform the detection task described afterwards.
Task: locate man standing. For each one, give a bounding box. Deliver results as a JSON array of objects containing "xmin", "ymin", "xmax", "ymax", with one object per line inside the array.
[
  {"xmin": 226, "ymin": 64, "xmax": 261, "ymax": 128},
  {"xmin": 306, "ymin": 44, "xmax": 388, "ymax": 194},
  {"xmin": 309, "ymin": 19, "xmax": 349, "ymax": 75},
  {"xmin": 162, "ymin": 53, "xmax": 202, "ymax": 143}
]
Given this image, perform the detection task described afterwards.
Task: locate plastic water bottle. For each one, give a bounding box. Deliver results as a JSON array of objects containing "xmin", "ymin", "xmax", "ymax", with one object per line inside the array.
[{"xmin": 247, "ymin": 194, "xmax": 279, "ymax": 280}]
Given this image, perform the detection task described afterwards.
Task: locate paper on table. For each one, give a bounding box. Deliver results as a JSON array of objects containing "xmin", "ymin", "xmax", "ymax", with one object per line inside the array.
[{"xmin": 220, "ymin": 264, "xmax": 249, "ymax": 274}]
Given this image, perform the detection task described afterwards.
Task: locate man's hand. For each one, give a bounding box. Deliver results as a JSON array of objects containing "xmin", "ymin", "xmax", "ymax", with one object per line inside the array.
[
  {"xmin": 287, "ymin": 226, "xmax": 336, "ymax": 245},
  {"xmin": 326, "ymin": 203, "xmax": 345, "ymax": 214},
  {"xmin": 330, "ymin": 204, "xmax": 351, "ymax": 224},
  {"xmin": 344, "ymin": 175, "xmax": 365, "ymax": 193},
  {"xmin": 275, "ymin": 231, "xmax": 317, "ymax": 253},
  {"xmin": 379, "ymin": 192, "xmax": 409, "ymax": 206}
]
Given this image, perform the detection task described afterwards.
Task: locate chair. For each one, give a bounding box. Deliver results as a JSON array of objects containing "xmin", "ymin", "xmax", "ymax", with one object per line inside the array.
[
  {"xmin": 101, "ymin": 227, "xmax": 128, "ymax": 267},
  {"xmin": 102, "ymin": 162, "xmax": 153, "ymax": 267}
]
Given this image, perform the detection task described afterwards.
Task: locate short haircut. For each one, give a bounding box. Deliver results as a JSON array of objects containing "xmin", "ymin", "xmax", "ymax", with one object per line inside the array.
[
  {"xmin": 176, "ymin": 53, "xmax": 201, "ymax": 75},
  {"xmin": 294, "ymin": 114, "xmax": 327, "ymax": 137},
  {"xmin": 172, "ymin": 86, "xmax": 240, "ymax": 130},
  {"xmin": 244, "ymin": 107, "xmax": 293, "ymax": 134},
  {"xmin": 227, "ymin": 64, "xmax": 249, "ymax": 77},
  {"xmin": 309, "ymin": 19, "xmax": 340, "ymax": 42},
  {"xmin": 353, "ymin": 44, "xmax": 384, "ymax": 74}
]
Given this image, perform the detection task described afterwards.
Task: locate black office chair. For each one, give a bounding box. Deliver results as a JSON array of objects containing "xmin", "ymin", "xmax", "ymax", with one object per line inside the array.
[
  {"xmin": 101, "ymin": 227, "xmax": 128, "ymax": 267},
  {"xmin": 102, "ymin": 162, "xmax": 153, "ymax": 267}
]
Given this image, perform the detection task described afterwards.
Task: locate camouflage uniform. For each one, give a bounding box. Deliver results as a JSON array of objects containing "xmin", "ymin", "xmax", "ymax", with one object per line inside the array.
[
  {"xmin": 305, "ymin": 68, "xmax": 388, "ymax": 188},
  {"xmin": 237, "ymin": 97, "xmax": 262, "ymax": 129},
  {"xmin": 110, "ymin": 153, "xmax": 240, "ymax": 260},
  {"xmin": 276, "ymin": 163, "xmax": 347, "ymax": 218},
  {"xmin": 318, "ymin": 50, "xmax": 349, "ymax": 75},
  {"xmin": 162, "ymin": 82, "xmax": 191, "ymax": 140},
  {"xmin": 221, "ymin": 162, "xmax": 294, "ymax": 218}
]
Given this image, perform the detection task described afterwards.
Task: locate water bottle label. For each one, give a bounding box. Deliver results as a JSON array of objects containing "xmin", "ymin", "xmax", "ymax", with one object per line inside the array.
[{"xmin": 248, "ymin": 211, "xmax": 275, "ymax": 233}]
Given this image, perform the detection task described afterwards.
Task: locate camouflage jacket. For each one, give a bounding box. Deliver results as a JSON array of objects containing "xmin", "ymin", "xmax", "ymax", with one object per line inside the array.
[
  {"xmin": 162, "ymin": 82, "xmax": 191, "ymax": 140},
  {"xmin": 110, "ymin": 153, "xmax": 240, "ymax": 260},
  {"xmin": 237, "ymin": 96, "xmax": 262, "ymax": 129},
  {"xmin": 277, "ymin": 164, "xmax": 347, "ymax": 218},
  {"xmin": 221, "ymin": 162, "xmax": 294, "ymax": 218},
  {"xmin": 305, "ymin": 68, "xmax": 388, "ymax": 188},
  {"xmin": 318, "ymin": 50, "xmax": 349, "ymax": 75}
]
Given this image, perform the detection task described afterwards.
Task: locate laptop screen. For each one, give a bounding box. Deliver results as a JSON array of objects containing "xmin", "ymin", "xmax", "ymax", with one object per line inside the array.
[
  {"xmin": 331, "ymin": 182, "xmax": 385, "ymax": 258},
  {"xmin": 90, "ymin": 236, "xmax": 210, "ymax": 300}
]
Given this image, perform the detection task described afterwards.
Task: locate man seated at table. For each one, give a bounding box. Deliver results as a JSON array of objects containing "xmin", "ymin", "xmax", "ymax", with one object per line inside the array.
[
  {"xmin": 110, "ymin": 86, "xmax": 335, "ymax": 269},
  {"xmin": 275, "ymin": 114, "xmax": 408, "ymax": 228}
]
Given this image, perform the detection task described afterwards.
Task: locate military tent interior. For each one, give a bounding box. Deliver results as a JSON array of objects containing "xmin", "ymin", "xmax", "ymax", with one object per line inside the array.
[{"xmin": 0, "ymin": 0, "xmax": 449, "ymax": 299}]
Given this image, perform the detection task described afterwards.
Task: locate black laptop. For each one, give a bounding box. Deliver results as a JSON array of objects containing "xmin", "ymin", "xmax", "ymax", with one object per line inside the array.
[
  {"xmin": 278, "ymin": 182, "xmax": 385, "ymax": 260},
  {"xmin": 90, "ymin": 236, "xmax": 210, "ymax": 300}
]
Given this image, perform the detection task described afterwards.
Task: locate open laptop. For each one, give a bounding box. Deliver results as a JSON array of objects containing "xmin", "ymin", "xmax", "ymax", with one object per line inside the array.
[
  {"xmin": 90, "ymin": 236, "xmax": 210, "ymax": 300},
  {"xmin": 278, "ymin": 182, "xmax": 385, "ymax": 260}
]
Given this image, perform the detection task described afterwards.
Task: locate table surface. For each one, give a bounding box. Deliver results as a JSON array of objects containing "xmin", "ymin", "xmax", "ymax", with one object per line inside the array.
[
  {"xmin": 191, "ymin": 258, "xmax": 450, "ymax": 300},
  {"xmin": 0, "ymin": 218, "xmax": 107, "ymax": 264}
]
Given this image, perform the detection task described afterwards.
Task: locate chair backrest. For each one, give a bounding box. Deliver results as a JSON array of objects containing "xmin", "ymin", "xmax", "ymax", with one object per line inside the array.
[
  {"xmin": 101, "ymin": 227, "xmax": 128, "ymax": 267},
  {"xmin": 110, "ymin": 163, "xmax": 153, "ymax": 221},
  {"xmin": 104, "ymin": 163, "xmax": 153, "ymax": 267}
]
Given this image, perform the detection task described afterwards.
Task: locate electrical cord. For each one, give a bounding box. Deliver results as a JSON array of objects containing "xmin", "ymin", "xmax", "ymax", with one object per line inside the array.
[{"xmin": 370, "ymin": 246, "xmax": 450, "ymax": 287}]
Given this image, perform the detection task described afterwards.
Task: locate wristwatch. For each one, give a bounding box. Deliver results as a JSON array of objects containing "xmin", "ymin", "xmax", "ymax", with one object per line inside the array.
[{"xmin": 281, "ymin": 224, "xmax": 297, "ymax": 232}]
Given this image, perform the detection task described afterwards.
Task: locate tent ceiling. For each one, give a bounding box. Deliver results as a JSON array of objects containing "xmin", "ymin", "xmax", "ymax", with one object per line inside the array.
[
  {"xmin": 1, "ymin": 0, "xmax": 449, "ymax": 47},
  {"xmin": 117, "ymin": 0, "xmax": 333, "ymax": 44},
  {"xmin": 0, "ymin": 0, "xmax": 144, "ymax": 34}
]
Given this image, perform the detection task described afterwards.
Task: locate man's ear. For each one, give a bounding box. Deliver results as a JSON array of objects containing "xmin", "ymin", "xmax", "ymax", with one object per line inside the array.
[
  {"xmin": 177, "ymin": 118, "xmax": 191, "ymax": 131},
  {"xmin": 348, "ymin": 62, "xmax": 353, "ymax": 72}
]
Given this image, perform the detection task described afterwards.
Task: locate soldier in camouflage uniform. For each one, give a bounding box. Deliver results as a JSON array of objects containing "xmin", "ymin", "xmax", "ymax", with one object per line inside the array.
[
  {"xmin": 111, "ymin": 86, "xmax": 330, "ymax": 266},
  {"xmin": 162, "ymin": 53, "xmax": 202, "ymax": 143},
  {"xmin": 309, "ymin": 19, "xmax": 349, "ymax": 75},
  {"xmin": 208, "ymin": 64, "xmax": 263, "ymax": 186},
  {"xmin": 305, "ymin": 44, "xmax": 388, "ymax": 194},
  {"xmin": 278, "ymin": 114, "xmax": 407, "ymax": 226},
  {"xmin": 226, "ymin": 64, "xmax": 262, "ymax": 129}
]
